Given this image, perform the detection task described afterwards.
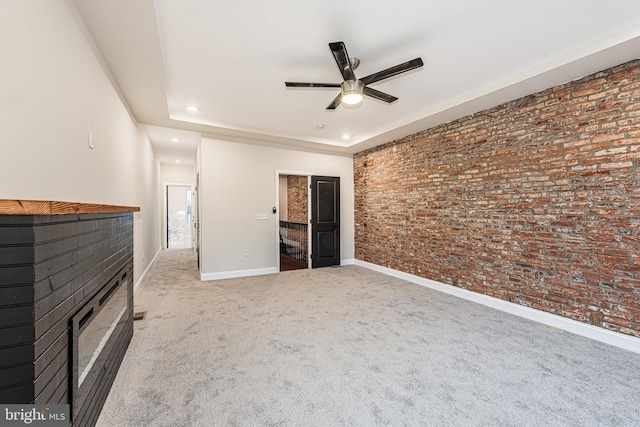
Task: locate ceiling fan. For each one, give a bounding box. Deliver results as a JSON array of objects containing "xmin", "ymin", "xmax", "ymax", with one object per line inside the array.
[{"xmin": 285, "ymin": 41, "xmax": 423, "ymax": 110}]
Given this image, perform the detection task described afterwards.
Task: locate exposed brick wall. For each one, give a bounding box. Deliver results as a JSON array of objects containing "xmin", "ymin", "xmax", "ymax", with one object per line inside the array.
[
  {"xmin": 354, "ymin": 59, "xmax": 640, "ymax": 337},
  {"xmin": 287, "ymin": 175, "xmax": 308, "ymax": 223}
]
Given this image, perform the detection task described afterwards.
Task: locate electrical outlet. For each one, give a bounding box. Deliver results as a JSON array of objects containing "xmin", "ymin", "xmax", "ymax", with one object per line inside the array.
[{"xmin": 244, "ymin": 249, "xmax": 249, "ymax": 257}]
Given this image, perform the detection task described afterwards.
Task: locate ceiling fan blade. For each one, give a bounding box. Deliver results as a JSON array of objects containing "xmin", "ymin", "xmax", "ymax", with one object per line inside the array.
[
  {"xmin": 329, "ymin": 41, "xmax": 356, "ymax": 82},
  {"xmin": 363, "ymin": 86, "xmax": 398, "ymax": 103},
  {"xmin": 326, "ymin": 93, "xmax": 342, "ymax": 110},
  {"xmin": 360, "ymin": 58, "xmax": 424, "ymax": 85},
  {"xmin": 285, "ymin": 82, "xmax": 341, "ymax": 88}
]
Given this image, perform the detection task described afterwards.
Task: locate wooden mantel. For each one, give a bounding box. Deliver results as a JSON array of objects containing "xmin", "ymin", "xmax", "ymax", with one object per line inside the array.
[{"xmin": 0, "ymin": 199, "xmax": 140, "ymax": 215}]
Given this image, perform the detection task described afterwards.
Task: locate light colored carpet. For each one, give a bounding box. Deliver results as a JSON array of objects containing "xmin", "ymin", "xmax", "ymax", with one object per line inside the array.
[{"xmin": 97, "ymin": 249, "xmax": 640, "ymax": 426}]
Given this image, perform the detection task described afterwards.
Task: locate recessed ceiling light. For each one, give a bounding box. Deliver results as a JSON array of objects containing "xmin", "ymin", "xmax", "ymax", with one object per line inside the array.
[
  {"xmin": 171, "ymin": 138, "xmax": 180, "ymax": 142},
  {"xmin": 342, "ymin": 134, "xmax": 350, "ymax": 140},
  {"xmin": 186, "ymin": 106, "xmax": 199, "ymax": 112},
  {"xmin": 175, "ymin": 159, "xmax": 181, "ymax": 163}
]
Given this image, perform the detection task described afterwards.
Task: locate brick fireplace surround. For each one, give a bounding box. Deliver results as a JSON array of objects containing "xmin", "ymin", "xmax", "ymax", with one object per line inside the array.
[{"xmin": 354, "ymin": 59, "xmax": 640, "ymax": 338}]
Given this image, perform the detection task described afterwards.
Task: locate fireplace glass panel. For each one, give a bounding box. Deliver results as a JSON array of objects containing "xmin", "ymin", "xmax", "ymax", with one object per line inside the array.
[{"xmin": 77, "ymin": 279, "xmax": 129, "ymax": 387}]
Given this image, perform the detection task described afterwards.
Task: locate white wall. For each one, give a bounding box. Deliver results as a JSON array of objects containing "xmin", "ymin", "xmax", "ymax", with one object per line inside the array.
[
  {"xmin": 199, "ymin": 138, "xmax": 354, "ymax": 280},
  {"xmin": 161, "ymin": 163, "xmax": 195, "ymax": 184},
  {"xmin": 133, "ymin": 128, "xmax": 162, "ymax": 284},
  {"xmin": 0, "ymin": 0, "xmax": 161, "ymax": 285},
  {"xmin": 167, "ymin": 186, "xmax": 190, "ymax": 212}
]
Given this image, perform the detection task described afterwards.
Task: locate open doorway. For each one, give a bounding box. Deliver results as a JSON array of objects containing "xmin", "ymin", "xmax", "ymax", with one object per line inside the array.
[
  {"xmin": 278, "ymin": 174, "xmax": 310, "ymax": 271},
  {"xmin": 275, "ymin": 171, "xmax": 341, "ymax": 271},
  {"xmin": 166, "ymin": 184, "xmax": 193, "ymax": 249}
]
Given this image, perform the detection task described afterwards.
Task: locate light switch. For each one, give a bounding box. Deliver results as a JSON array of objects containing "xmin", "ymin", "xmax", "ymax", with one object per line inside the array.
[{"xmin": 256, "ymin": 212, "xmax": 268, "ymax": 220}]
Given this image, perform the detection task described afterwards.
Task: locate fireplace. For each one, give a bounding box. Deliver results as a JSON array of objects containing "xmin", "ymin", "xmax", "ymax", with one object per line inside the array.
[
  {"xmin": 0, "ymin": 201, "xmax": 138, "ymax": 427},
  {"xmin": 71, "ymin": 265, "xmax": 132, "ymax": 422}
]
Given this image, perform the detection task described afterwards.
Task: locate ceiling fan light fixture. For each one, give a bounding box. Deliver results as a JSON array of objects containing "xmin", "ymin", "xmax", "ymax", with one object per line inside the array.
[
  {"xmin": 341, "ymin": 80, "xmax": 364, "ymax": 105},
  {"xmin": 284, "ymin": 41, "xmax": 423, "ymax": 110}
]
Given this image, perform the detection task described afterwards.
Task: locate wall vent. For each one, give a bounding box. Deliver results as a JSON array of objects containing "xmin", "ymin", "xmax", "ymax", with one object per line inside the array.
[{"xmin": 133, "ymin": 311, "xmax": 147, "ymax": 321}]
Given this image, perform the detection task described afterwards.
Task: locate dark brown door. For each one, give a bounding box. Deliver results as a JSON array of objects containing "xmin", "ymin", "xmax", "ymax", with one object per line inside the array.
[{"xmin": 311, "ymin": 176, "xmax": 340, "ymax": 268}]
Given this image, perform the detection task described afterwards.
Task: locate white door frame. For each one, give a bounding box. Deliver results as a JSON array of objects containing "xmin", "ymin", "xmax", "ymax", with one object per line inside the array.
[
  {"xmin": 274, "ymin": 169, "xmax": 313, "ymax": 271},
  {"xmin": 164, "ymin": 182, "xmax": 195, "ymax": 249}
]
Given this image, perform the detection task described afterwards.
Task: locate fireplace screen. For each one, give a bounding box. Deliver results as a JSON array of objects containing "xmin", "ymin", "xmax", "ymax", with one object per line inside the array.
[
  {"xmin": 77, "ymin": 283, "xmax": 128, "ymax": 386},
  {"xmin": 71, "ymin": 266, "xmax": 132, "ymax": 421}
]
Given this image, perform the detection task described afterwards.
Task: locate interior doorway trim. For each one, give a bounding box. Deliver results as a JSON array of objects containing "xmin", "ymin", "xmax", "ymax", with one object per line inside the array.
[
  {"xmin": 275, "ymin": 169, "xmax": 313, "ymax": 272},
  {"xmin": 164, "ymin": 182, "xmax": 195, "ymax": 250}
]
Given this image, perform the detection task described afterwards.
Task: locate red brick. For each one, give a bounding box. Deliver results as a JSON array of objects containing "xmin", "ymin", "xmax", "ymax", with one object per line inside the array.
[
  {"xmin": 354, "ymin": 59, "xmax": 640, "ymax": 338},
  {"xmin": 286, "ymin": 175, "xmax": 307, "ymax": 223},
  {"xmin": 603, "ymin": 317, "xmax": 633, "ymax": 328}
]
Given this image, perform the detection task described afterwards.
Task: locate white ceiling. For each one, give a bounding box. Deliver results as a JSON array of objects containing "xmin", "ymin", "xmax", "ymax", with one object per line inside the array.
[{"xmin": 73, "ymin": 0, "xmax": 640, "ymax": 164}]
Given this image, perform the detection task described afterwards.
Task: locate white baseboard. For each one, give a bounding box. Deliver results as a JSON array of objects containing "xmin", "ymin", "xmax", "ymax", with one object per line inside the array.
[
  {"xmin": 201, "ymin": 266, "xmax": 279, "ymax": 281},
  {"xmin": 202, "ymin": 260, "xmax": 354, "ymax": 280},
  {"xmin": 354, "ymin": 259, "xmax": 640, "ymax": 354},
  {"xmin": 134, "ymin": 246, "xmax": 161, "ymax": 294}
]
